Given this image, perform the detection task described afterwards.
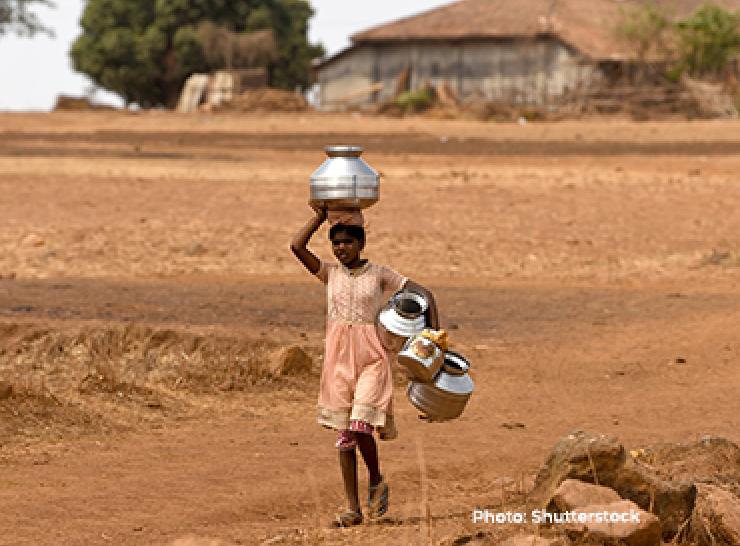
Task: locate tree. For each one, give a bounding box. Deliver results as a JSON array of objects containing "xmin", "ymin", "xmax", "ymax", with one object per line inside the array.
[
  {"xmin": 676, "ymin": 3, "xmax": 740, "ymax": 77},
  {"xmin": 198, "ymin": 21, "xmax": 277, "ymax": 69},
  {"xmin": 70, "ymin": 0, "xmax": 323, "ymax": 108},
  {"xmin": 616, "ymin": 1, "xmax": 675, "ymax": 82},
  {"xmin": 0, "ymin": 0, "xmax": 54, "ymax": 36}
]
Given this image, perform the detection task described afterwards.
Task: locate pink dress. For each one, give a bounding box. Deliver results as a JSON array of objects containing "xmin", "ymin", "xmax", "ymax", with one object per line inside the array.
[{"xmin": 314, "ymin": 260, "xmax": 407, "ymax": 430}]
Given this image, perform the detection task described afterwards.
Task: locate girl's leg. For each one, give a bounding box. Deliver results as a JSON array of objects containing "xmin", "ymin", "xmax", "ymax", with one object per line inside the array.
[
  {"xmin": 337, "ymin": 431, "xmax": 361, "ymax": 514},
  {"xmin": 355, "ymin": 433, "xmax": 382, "ymax": 487},
  {"xmin": 339, "ymin": 449, "xmax": 361, "ymax": 513},
  {"xmin": 349, "ymin": 420, "xmax": 382, "ymax": 486},
  {"xmin": 357, "ymin": 432, "xmax": 390, "ymax": 517}
]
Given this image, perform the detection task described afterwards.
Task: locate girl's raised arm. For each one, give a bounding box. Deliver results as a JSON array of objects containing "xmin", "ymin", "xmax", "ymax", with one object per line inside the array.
[{"xmin": 290, "ymin": 205, "xmax": 327, "ymax": 275}]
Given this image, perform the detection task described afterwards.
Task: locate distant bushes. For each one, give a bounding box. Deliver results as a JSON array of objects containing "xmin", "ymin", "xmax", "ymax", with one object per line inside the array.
[
  {"xmin": 394, "ymin": 87, "xmax": 435, "ymax": 113},
  {"xmin": 617, "ymin": 1, "xmax": 740, "ymax": 81}
]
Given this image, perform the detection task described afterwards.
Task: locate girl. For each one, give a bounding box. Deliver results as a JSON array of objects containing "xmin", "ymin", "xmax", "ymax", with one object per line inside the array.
[{"xmin": 290, "ymin": 205, "xmax": 439, "ymax": 527}]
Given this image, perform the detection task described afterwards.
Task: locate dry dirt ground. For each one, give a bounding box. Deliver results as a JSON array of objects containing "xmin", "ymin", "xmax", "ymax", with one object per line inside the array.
[{"xmin": 0, "ymin": 112, "xmax": 738, "ymax": 546}]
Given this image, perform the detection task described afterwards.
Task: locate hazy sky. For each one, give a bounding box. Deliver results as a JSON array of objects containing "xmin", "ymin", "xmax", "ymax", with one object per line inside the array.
[{"xmin": 0, "ymin": 0, "xmax": 453, "ymax": 111}]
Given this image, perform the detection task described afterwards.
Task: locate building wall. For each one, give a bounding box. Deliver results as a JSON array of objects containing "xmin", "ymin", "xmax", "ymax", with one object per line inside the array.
[{"xmin": 317, "ymin": 39, "xmax": 599, "ymax": 109}]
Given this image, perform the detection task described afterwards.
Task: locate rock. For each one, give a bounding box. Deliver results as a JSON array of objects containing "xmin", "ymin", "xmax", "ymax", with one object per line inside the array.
[
  {"xmin": 501, "ymin": 421, "xmax": 526, "ymax": 430},
  {"xmin": 531, "ymin": 430, "xmax": 626, "ymax": 503},
  {"xmin": 636, "ymin": 436, "xmax": 740, "ymax": 497},
  {"xmin": 612, "ymin": 458, "xmax": 696, "ymax": 539},
  {"xmin": 500, "ymin": 535, "xmax": 567, "ymax": 546},
  {"xmin": 532, "ymin": 430, "xmax": 695, "ymax": 539},
  {"xmin": 688, "ymin": 484, "xmax": 740, "ymax": 546},
  {"xmin": 266, "ymin": 346, "xmax": 313, "ymax": 377},
  {"xmin": 0, "ymin": 381, "xmax": 12, "ymax": 400},
  {"xmin": 21, "ymin": 233, "xmax": 45, "ymax": 247},
  {"xmin": 184, "ymin": 242, "xmax": 207, "ymax": 257},
  {"xmin": 563, "ymin": 499, "xmax": 661, "ymax": 546},
  {"xmin": 548, "ymin": 479, "xmax": 621, "ymax": 512},
  {"xmin": 450, "ymin": 532, "xmax": 489, "ymax": 546}
]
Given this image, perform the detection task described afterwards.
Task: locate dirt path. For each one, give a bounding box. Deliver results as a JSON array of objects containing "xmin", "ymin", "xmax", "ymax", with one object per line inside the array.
[
  {"xmin": 1, "ymin": 276, "xmax": 738, "ymax": 546},
  {"xmin": 0, "ymin": 113, "xmax": 739, "ymax": 545}
]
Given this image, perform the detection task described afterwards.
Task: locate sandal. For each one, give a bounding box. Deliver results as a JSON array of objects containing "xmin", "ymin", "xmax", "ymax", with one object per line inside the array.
[
  {"xmin": 330, "ymin": 510, "xmax": 363, "ymax": 528},
  {"xmin": 368, "ymin": 477, "xmax": 390, "ymax": 518}
]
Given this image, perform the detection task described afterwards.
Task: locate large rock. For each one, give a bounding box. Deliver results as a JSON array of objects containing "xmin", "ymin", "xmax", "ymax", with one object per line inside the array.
[
  {"xmin": 532, "ymin": 431, "xmax": 696, "ymax": 539},
  {"xmin": 531, "ymin": 430, "xmax": 627, "ymax": 502},
  {"xmin": 637, "ymin": 436, "xmax": 740, "ymax": 498},
  {"xmin": 612, "ymin": 458, "xmax": 696, "ymax": 539},
  {"xmin": 563, "ymin": 499, "xmax": 661, "ymax": 546},
  {"xmin": 548, "ymin": 479, "xmax": 621, "ymax": 512},
  {"xmin": 688, "ymin": 484, "xmax": 740, "ymax": 546}
]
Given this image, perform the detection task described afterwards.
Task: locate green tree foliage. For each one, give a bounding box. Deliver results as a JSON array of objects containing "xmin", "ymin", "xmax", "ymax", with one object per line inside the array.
[
  {"xmin": 0, "ymin": 0, "xmax": 54, "ymax": 36},
  {"xmin": 70, "ymin": 0, "xmax": 323, "ymax": 108},
  {"xmin": 676, "ymin": 3, "xmax": 740, "ymax": 76}
]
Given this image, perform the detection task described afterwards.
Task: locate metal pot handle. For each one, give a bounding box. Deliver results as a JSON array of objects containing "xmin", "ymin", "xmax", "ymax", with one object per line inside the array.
[{"xmin": 442, "ymin": 351, "xmax": 470, "ymax": 375}]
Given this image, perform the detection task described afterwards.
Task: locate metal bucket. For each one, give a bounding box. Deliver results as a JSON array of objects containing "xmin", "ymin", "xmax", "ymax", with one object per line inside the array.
[
  {"xmin": 377, "ymin": 290, "xmax": 428, "ymax": 352},
  {"xmin": 309, "ymin": 145, "xmax": 379, "ymax": 210},
  {"xmin": 406, "ymin": 351, "xmax": 474, "ymax": 421},
  {"xmin": 397, "ymin": 334, "xmax": 445, "ymax": 383}
]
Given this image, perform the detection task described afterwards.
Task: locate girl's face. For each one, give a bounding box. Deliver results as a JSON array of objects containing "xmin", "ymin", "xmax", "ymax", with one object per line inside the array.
[{"xmin": 331, "ymin": 231, "xmax": 364, "ymax": 267}]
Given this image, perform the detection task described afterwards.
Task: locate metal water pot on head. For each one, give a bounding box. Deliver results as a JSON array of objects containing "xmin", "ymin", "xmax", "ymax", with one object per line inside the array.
[{"xmin": 309, "ymin": 145, "xmax": 380, "ymax": 210}]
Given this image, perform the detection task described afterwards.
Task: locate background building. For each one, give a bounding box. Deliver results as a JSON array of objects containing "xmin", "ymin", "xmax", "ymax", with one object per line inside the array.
[{"xmin": 315, "ymin": 0, "xmax": 739, "ymax": 110}]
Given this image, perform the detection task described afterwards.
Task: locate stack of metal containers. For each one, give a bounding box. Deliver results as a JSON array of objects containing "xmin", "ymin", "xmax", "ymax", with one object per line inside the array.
[{"xmin": 378, "ymin": 290, "xmax": 475, "ymax": 422}]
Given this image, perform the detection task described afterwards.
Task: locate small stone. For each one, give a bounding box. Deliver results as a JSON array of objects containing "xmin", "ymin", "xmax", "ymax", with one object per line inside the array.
[
  {"xmin": 501, "ymin": 421, "xmax": 526, "ymax": 430},
  {"xmin": 184, "ymin": 242, "xmax": 207, "ymax": 257},
  {"xmin": 0, "ymin": 381, "xmax": 13, "ymax": 400},
  {"xmin": 451, "ymin": 532, "xmax": 489, "ymax": 546},
  {"xmin": 218, "ymin": 379, "xmax": 234, "ymax": 391}
]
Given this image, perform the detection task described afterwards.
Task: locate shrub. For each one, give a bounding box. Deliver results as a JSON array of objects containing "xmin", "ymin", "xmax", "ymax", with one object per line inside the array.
[
  {"xmin": 676, "ymin": 3, "xmax": 740, "ymax": 76},
  {"xmin": 394, "ymin": 87, "xmax": 435, "ymax": 113}
]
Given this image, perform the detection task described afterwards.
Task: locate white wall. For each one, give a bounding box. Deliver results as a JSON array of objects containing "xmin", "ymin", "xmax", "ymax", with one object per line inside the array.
[{"xmin": 317, "ymin": 38, "xmax": 598, "ymax": 109}]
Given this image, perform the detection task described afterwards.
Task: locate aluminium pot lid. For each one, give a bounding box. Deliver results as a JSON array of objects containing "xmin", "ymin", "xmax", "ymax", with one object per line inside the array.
[{"xmin": 378, "ymin": 308, "xmax": 426, "ymax": 337}]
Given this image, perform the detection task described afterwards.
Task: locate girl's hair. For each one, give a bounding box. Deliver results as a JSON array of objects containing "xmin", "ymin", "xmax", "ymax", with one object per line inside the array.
[{"xmin": 329, "ymin": 223, "xmax": 366, "ymax": 245}]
